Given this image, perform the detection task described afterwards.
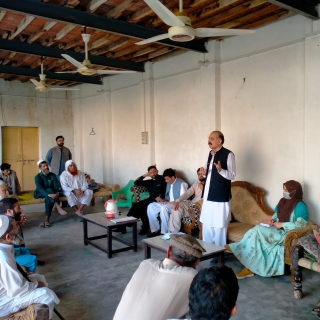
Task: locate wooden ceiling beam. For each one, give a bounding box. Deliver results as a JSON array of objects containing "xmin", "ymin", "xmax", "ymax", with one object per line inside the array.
[
  {"xmin": 2, "ymin": 52, "xmax": 16, "ymax": 65},
  {"xmin": 148, "ymin": 47, "xmax": 172, "ymax": 59},
  {"xmin": 0, "ymin": 0, "xmax": 207, "ymax": 52},
  {"xmin": 87, "ymin": 0, "xmax": 108, "ymax": 13},
  {"xmin": 193, "ymin": 0, "xmax": 267, "ymax": 28},
  {"xmin": 89, "ymin": 36, "xmax": 110, "ymax": 50},
  {"xmin": 107, "ymin": 42, "xmax": 138, "ymax": 58},
  {"xmin": 106, "ymin": 0, "xmax": 133, "ymax": 19},
  {"xmin": 93, "ymin": 38, "xmax": 129, "ymax": 55},
  {"xmin": 46, "ymin": 24, "xmax": 77, "ymax": 46},
  {"xmin": 8, "ymin": 15, "xmax": 35, "ymax": 40},
  {"xmin": 133, "ymin": 46, "xmax": 156, "ymax": 57},
  {"xmin": 217, "ymin": 4, "xmax": 285, "ymax": 29},
  {"xmin": 62, "ymin": 0, "xmax": 80, "ymax": 9},
  {"xmin": 0, "ymin": 10, "xmax": 6, "ymax": 21},
  {"xmin": 267, "ymin": 0, "xmax": 318, "ymax": 20},
  {"xmin": 27, "ymin": 21, "xmax": 57, "ymax": 44},
  {"xmin": 127, "ymin": 6, "xmax": 154, "ymax": 23}
]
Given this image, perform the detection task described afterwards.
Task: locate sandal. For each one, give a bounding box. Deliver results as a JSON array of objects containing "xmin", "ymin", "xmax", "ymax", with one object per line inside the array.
[
  {"xmin": 312, "ymin": 300, "xmax": 320, "ymax": 314},
  {"xmin": 38, "ymin": 222, "xmax": 52, "ymax": 228}
]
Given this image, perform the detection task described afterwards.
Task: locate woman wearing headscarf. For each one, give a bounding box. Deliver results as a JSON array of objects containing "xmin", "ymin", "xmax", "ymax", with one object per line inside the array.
[{"xmin": 227, "ymin": 180, "xmax": 308, "ymax": 279}]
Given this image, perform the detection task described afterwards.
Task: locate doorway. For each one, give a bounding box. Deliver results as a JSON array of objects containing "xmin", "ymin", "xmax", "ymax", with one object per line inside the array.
[{"xmin": 2, "ymin": 127, "xmax": 39, "ymax": 191}]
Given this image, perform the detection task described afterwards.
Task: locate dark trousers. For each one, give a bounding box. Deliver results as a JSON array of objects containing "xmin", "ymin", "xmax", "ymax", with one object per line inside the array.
[
  {"xmin": 127, "ymin": 198, "xmax": 152, "ymax": 229},
  {"xmin": 34, "ymin": 188, "xmax": 56, "ymax": 217}
]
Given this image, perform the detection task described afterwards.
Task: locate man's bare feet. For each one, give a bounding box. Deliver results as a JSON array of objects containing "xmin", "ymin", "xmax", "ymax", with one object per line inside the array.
[
  {"xmin": 75, "ymin": 209, "xmax": 83, "ymax": 216},
  {"xmin": 55, "ymin": 204, "xmax": 67, "ymax": 215}
]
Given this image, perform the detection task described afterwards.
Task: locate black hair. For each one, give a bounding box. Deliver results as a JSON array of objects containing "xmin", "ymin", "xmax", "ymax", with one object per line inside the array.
[
  {"xmin": 56, "ymin": 135, "xmax": 64, "ymax": 141},
  {"xmin": 189, "ymin": 265, "xmax": 239, "ymax": 320},
  {"xmin": 197, "ymin": 168, "xmax": 201, "ymax": 173},
  {"xmin": 0, "ymin": 163, "xmax": 11, "ymax": 171},
  {"xmin": 148, "ymin": 165, "xmax": 157, "ymax": 172},
  {"xmin": 163, "ymin": 168, "xmax": 175, "ymax": 178},
  {"xmin": 171, "ymin": 246, "xmax": 198, "ymax": 267},
  {"xmin": 0, "ymin": 198, "xmax": 18, "ymax": 215}
]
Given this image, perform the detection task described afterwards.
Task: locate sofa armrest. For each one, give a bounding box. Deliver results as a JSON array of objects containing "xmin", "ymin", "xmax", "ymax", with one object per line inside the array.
[{"xmin": 284, "ymin": 225, "xmax": 313, "ymax": 264}]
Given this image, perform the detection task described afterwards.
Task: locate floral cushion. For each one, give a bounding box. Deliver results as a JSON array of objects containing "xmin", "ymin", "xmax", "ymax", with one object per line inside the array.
[
  {"xmin": 297, "ymin": 233, "xmax": 320, "ymax": 259},
  {"xmin": 132, "ymin": 185, "xmax": 149, "ymax": 203},
  {"xmin": 182, "ymin": 203, "xmax": 200, "ymax": 228}
]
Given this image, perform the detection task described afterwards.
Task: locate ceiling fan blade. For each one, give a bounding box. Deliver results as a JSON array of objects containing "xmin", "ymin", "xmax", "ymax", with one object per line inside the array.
[
  {"xmin": 61, "ymin": 54, "xmax": 86, "ymax": 69},
  {"xmin": 195, "ymin": 28, "xmax": 255, "ymax": 37},
  {"xmin": 144, "ymin": 0, "xmax": 184, "ymax": 27},
  {"xmin": 55, "ymin": 71, "xmax": 79, "ymax": 74},
  {"xmin": 96, "ymin": 70, "xmax": 137, "ymax": 74},
  {"xmin": 136, "ymin": 33, "xmax": 169, "ymax": 45},
  {"xmin": 30, "ymin": 79, "xmax": 43, "ymax": 87},
  {"xmin": 50, "ymin": 88, "xmax": 80, "ymax": 91}
]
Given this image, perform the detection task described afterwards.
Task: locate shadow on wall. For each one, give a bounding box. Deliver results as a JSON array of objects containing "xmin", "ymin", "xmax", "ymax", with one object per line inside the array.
[{"xmin": 303, "ymin": 183, "xmax": 317, "ymax": 222}]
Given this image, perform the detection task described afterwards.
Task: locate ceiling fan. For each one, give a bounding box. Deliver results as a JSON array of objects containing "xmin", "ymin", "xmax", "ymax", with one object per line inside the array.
[
  {"xmin": 136, "ymin": 0, "xmax": 256, "ymax": 45},
  {"xmin": 30, "ymin": 60, "xmax": 79, "ymax": 92},
  {"xmin": 58, "ymin": 28, "xmax": 137, "ymax": 76}
]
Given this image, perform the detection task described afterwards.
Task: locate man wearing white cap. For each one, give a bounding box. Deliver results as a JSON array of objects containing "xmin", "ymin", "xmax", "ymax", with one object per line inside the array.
[
  {"xmin": 34, "ymin": 160, "xmax": 67, "ymax": 228},
  {"xmin": 60, "ymin": 160, "xmax": 93, "ymax": 218},
  {"xmin": 0, "ymin": 215, "xmax": 60, "ymax": 318}
]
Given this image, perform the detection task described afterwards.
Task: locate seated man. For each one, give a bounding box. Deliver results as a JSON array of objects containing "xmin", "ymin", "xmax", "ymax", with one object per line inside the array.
[
  {"xmin": 147, "ymin": 168, "xmax": 188, "ymax": 237},
  {"xmin": 127, "ymin": 165, "xmax": 166, "ymax": 235},
  {"xmin": 187, "ymin": 265, "xmax": 239, "ymax": 320},
  {"xmin": 169, "ymin": 168, "xmax": 205, "ymax": 233},
  {"xmin": 0, "ymin": 181, "xmax": 9, "ymax": 200},
  {"xmin": 0, "ymin": 198, "xmax": 37, "ymax": 273},
  {"xmin": 113, "ymin": 234, "xmax": 205, "ymax": 320},
  {"xmin": 60, "ymin": 160, "xmax": 93, "ymax": 218},
  {"xmin": 0, "ymin": 163, "xmax": 21, "ymax": 195},
  {"xmin": 0, "ymin": 215, "xmax": 60, "ymax": 318},
  {"xmin": 34, "ymin": 160, "xmax": 67, "ymax": 228}
]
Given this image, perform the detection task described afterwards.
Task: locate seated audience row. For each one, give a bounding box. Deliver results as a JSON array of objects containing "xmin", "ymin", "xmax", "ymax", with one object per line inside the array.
[{"xmin": 114, "ymin": 234, "xmax": 239, "ymax": 320}]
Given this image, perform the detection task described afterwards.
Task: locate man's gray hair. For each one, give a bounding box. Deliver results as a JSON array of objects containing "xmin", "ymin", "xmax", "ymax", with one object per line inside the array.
[{"xmin": 171, "ymin": 246, "xmax": 198, "ymax": 266}]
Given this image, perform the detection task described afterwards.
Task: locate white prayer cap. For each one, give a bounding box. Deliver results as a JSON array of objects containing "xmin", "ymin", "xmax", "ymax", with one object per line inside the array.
[
  {"xmin": 37, "ymin": 159, "xmax": 47, "ymax": 167},
  {"xmin": 65, "ymin": 159, "xmax": 76, "ymax": 171},
  {"xmin": 0, "ymin": 180, "xmax": 4, "ymax": 186},
  {"xmin": 0, "ymin": 215, "xmax": 9, "ymax": 238}
]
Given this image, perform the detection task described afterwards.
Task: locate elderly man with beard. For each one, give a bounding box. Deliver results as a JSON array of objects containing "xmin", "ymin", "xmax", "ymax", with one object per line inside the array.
[
  {"xmin": 34, "ymin": 160, "xmax": 66, "ymax": 228},
  {"xmin": 0, "ymin": 198, "xmax": 38, "ymax": 273},
  {"xmin": 0, "ymin": 181, "xmax": 9, "ymax": 200},
  {"xmin": 0, "ymin": 215, "xmax": 60, "ymax": 318},
  {"xmin": 60, "ymin": 160, "xmax": 93, "ymax": 219},
  {"xmin": 168, "ymin": 168, "xmax": 205, "ymax": 234}
]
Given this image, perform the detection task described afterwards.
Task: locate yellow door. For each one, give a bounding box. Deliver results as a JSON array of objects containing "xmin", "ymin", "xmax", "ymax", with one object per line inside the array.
[{"xmin": 2, "ymin": 127, "xmax": 39, "ymax": 191}]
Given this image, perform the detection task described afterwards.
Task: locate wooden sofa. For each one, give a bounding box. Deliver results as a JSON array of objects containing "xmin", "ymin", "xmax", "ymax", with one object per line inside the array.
[
  {"xmin": 17, "ymin": 183, "xmax": 120, "ymax": 206},
  {"xmin": 187, "ymin": 181, "xmax": 313, "ymax": 278}
]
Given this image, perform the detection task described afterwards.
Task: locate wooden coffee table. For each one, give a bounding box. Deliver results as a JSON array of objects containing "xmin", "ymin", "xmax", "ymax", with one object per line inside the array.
[
  {"xmin": 142, "ymin": 236, "xmax": 225, "ymax": 264},
  {"xmin": 82, "ymin": 210, "xmax": 138, "ymax": 258}
]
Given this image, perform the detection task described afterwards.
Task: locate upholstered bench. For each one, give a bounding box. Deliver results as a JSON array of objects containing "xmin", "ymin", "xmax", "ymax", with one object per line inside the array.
[
  {"xmin": 0, "ymin": 303, "xmax": 49, "ymax": 320},
  {"xmin": 17, "ymin": 183, "xmax": 120, "ymax": 206}
]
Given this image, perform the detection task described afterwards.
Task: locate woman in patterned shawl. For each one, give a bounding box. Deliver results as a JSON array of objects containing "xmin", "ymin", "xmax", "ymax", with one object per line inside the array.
[{"xmin": 227, "ymin": 180, "xmax": 308, "ymax": 279}]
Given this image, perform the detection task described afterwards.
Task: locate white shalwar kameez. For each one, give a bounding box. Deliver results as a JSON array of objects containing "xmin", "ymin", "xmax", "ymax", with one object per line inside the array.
[
  {"xmin": 0, "ymin": 243, "xmax": 59, "ymax": 318},
  {"xmin": 60, "ymin": 162, "xmax": 93, "ymax": 207},
  {"xmin": 148, "ymin": 179, "xmax": 188, "ymax": 234},
  {"xmin": 200, "ymin": 152, "xmax": 236, "ymax": 247}
]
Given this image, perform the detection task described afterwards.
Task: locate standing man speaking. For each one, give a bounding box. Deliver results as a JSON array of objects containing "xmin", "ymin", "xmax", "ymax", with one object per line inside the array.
[
  {"xmin": 199, "ymin": 131, "xmax": 236, "ymax": 247},
  {"xmin": 45, "ymin": 136, "xmax": 72, "ymax": 176}
]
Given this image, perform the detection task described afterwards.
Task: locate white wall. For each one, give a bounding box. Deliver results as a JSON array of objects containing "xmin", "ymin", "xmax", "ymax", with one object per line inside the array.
[
  {"xmin": 72, "ymin": 14, "xmax": 320, "ymax": 222},
  {"xmin": 0, "ymin": 79, "xmax": 73, "ymax": 161}
]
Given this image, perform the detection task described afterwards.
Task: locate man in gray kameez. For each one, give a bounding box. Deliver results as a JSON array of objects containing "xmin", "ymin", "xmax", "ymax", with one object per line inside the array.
[{"xmin": 45, "ymin": 136, "xmax": 72, "ymax": 176}]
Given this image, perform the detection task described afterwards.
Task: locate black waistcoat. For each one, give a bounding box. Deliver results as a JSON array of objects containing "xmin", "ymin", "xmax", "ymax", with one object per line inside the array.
[{"xmin": 202, "ymin": 146, "xmax": 233, "ymax": 202}]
